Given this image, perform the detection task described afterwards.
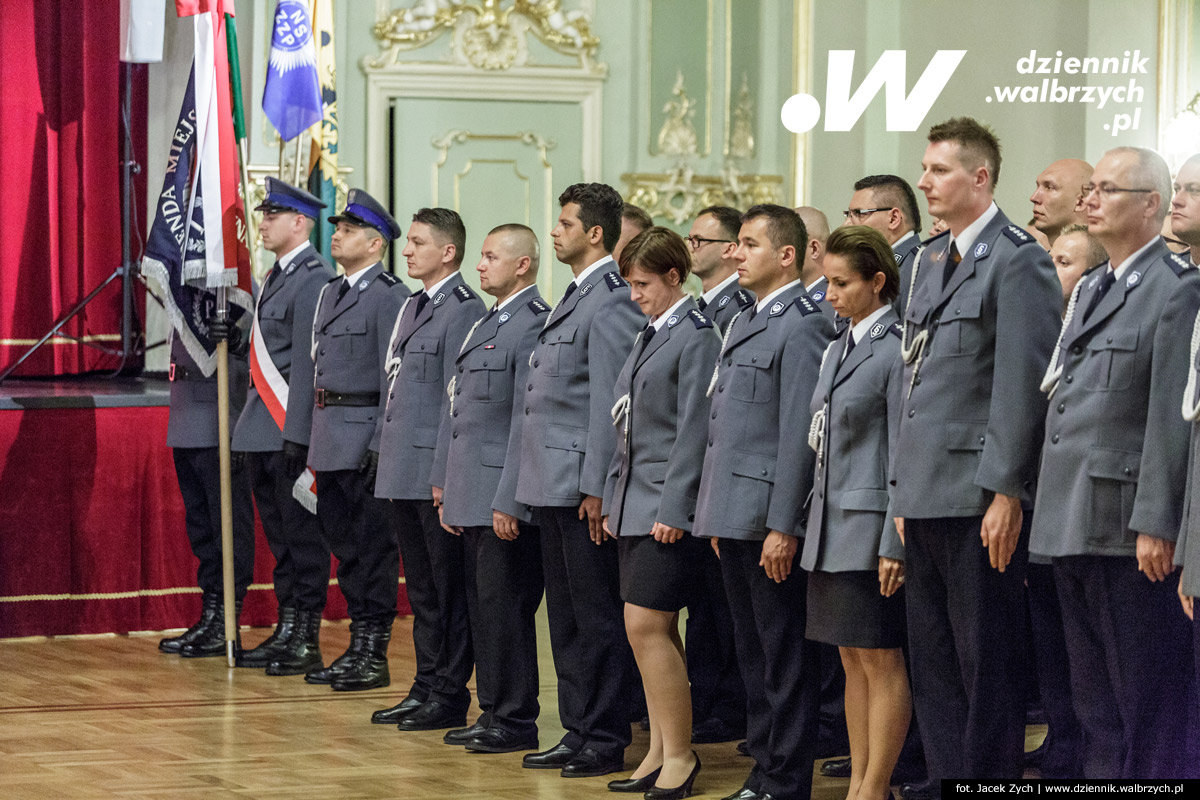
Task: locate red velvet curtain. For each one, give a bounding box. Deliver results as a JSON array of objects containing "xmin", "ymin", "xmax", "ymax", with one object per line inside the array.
[{"xmin": 0, "ymin": 1, "xmax": 146, "ymax": 376}]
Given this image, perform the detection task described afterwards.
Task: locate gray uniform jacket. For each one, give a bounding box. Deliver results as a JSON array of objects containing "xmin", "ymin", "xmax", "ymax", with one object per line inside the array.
[
  {"xmin": 800, "ymin": 310, "xmax": 905, "ymax": 572},
  {"xmin": 1031, "ymin": 243, "xmax": 1200, "ymax": 558},
  {"xmin": 376, "ymin": 272, "xmax": 487, "ymax": 501},
  {"xmin": 1178, "ymin": 301, "xmax": 1200, "ymax": 595},
  {"xmin": 430, "ymin": 288, "xmax": 550, "ymax": 527},
  {"xmin": 707, "ymin": 280, "xmax": 755, "ymax": 334},
  {"xmin": 308, "ymin": 262, "xmax": 409, "ymax": 472},
  {"xmin": 891, "ymin": 210, "xmax": 1061, "ymax": 518},
  {"xmin": 602, "ymin": 301, "xmax": 721, "ymax": 537},
  {"xmin": 167, "ymin": 334, "xmax": 249, "ymax": 449},
  {"xmin": 806, "ymin": 276, "xmax": 839, "ymax": 324},
  {"xmin": 233, "ymin": 244, "xmax": 334, "ymax": 452},
  {"xmin": 692, "ymin": 285, "xmax": 836, "ymax": 541},
  {"xmin": 515, "ymin": 257, "xmax": 646, "ymax": 508},
  {"xmin": 893, "ymin": 234, "xmax": 922, "ymax": 315}
]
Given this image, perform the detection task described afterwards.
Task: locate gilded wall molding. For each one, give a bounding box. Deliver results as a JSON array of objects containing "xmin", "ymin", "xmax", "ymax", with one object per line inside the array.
[
  {"xmin": 622, "ymin": 165, "xmax": 783, "ymax": 226},
  {"xmin": 365, "ymin": 0, "xmax": 605, "ymax": 74}
]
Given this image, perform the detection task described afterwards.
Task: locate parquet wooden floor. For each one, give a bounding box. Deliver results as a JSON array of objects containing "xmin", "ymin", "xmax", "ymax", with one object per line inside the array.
[{"xmin": 0, "ymin": 616, "xmax": 1047, "ymax": 799}]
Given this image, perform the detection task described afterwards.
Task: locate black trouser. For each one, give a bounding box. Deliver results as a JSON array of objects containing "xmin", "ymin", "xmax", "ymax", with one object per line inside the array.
[
  {"xmin": 246, "ymin": 450, "xmax": 329, "ymax": 612},
  {"xmin": 905, "ymin": 516, "xmax": 1029, "ymax": 787},
  {"xmin": 1026, "ymin": 560, "xmax": 1082, "ymax": 778},
  {"xmin": 1053, "ymin": 555, "xmax": 1193, "ymax": 779},
  {"xmin": 391, "ymin": 499, "xmax": 472, "ymax": 711},
  {"xmin": 685, "ymin": 544, "xmax": 747, "ymax": 728},
  {"xmin": 720, "ymin": 538, "xmax": 820, "ymax": 800},
  {"xmin": 463, "ymin": 524, "xmax": 544, "ymax": 735},
  {"xmin": 535, "ymin": 505, "xmax": 634, "ymax": 759},
  {"xmin": 313, "ymin": 469, "xmax": 397, "ymax": 624},
  {"xmin": 172, "ymin": 446, "xmax": 254, "ymax": 599}
]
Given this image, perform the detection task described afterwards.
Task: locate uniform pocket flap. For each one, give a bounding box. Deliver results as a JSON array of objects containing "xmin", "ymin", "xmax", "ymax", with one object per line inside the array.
[
  {"xmin": 731, "ymin": 452, "xmax": 775, "ymax": 482},
  {"xmin": 732, "ymin": 349, "xmax": 774, "ymax": 369},
  {"xmin": 644, "ymin": 460, "xmax": 669, "ymax": 485},
  {"xmin": 261, "ymin": 305, "xmax": 287, "ymax": 320},
  {"xmin": 332, "ymin": 317, "xmax": 367, "ymax": 335},
  {"xmin": 545, "ymin": 424, "xmax": 587, "ymax": 451},
  {"xmin": 410, "ymin": 337, "xmax": 440, "ymax": 355},
  {"xmin": 945, "ymin": 421, "xmax": 987, "ymax": 451},
  {"xmin": 481, "ymin": 442, "xmax": 508, "ymax": 467},
  {"xmin": 413, "ymin": 426, "xmax": 439, "ymax": 449},
  {"xmin": 1087, "ymin": 328, "xmax": 1139, "ymax": 352},
  {"xmin": 840, "ymin": 488, "xmax": 890, "ymax": 512},
  {"xmin": 546, "ymin": 325, "xmax": 577, "ymax": 344},
  {"xmin": 344, "ymin": 407, "xmax": 376, "ymax": 424},
  {"xmin": 948, "ymin": 294, "xmax": 983, "ymax": 320},
  {"xmin": 1086, "ymin": 446, "xmax": 1140, "ymax": 482},
  {"xmin": 467, "ymin": 349, "xmax": 508, "ymax": 370}
]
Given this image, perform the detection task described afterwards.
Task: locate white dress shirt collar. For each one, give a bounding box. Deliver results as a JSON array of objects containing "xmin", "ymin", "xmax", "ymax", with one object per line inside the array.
[
  {"xmin": 701, "ymin": 272, "xmax": 740, "ymax": 306},
  {"xmin": 650, "ymin": 295, "xmax": 691, "ymax": 332},
  {"xmin": 950, "ymin": 202, "xmax": 1000, "ymax": 260}
]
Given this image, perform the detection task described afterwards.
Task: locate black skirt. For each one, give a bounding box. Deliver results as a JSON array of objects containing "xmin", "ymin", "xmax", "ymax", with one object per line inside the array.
[
  {"xmin": 805, "ymin": 568, "xmax": 906, "ymax": 649},
  {"xmin": 618, "ymin": 533, "xmax": 706, "ymax": 612}
]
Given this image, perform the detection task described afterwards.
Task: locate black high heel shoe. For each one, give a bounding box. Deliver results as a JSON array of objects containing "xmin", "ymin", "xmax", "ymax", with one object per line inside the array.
[
  {"xmin": 644, "ymin": 752, "xmax": 701, "ymax": 800},
  {"xmin": 608, "ymin": 767, "xmax": 661, "ymax": 793}
]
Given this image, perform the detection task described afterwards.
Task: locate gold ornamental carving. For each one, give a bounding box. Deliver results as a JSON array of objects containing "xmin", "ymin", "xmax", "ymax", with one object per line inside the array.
[
  {"xmin": 727, "ymin": 73, "xmax": 755, "ymax": 159},
  {"xmin": 622, "ymin": 165, "xmax": 783, "ymax": 227},
  {"xmin": 367, "ymin": 0, "xmax": 603, "ymax": 73},
  {"xmin": 656, "ymin": 69, "xmax": 700, "ymax": 157}
]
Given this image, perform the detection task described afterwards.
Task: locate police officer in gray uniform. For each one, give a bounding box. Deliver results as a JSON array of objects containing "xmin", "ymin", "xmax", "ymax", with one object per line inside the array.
[
  {"xmin": 1032, "ymin": 147, "xmax": 1200, "ymax": 779},
  {"xmin": 690, "ymin": 205, "xmax": 755, "ymax": 335},
  {"xmin": 693, "ymin": 204, "xmax": 835, "ymax": 800},
  {"xmin": 428, "ymin": 223, "xmax": 549, "ymax": 754},
  {"xmin": 159, "ymin": 316, "xmax": 255, "ymax": 658},
  {"xmin": 372, "ymin": 208, "xmax": 486, "ymax": 731},
  {"xmin": 232, "ymin": 178, "xmax": 334, "ymax": 674},
  {"xmin": 304, "ymin": 189, "xmax": 409, "ymax": 691},
  {"xmin": 843, "ymin": 174, "xmax": 923, "ymax": 315},
  {"xmin": 894, "ymin": 118, "xmax": 1061, "ymax": 787},
  {"xmin": 516, "ymin": 183, "xmax": 644, "ymax": 779}
]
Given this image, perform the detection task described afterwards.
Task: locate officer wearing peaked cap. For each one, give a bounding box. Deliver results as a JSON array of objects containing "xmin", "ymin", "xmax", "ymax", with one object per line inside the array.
[
  {"xmin": 232, "ymin": 178, "xmax": 335, "ymax": 675},
  {"xmin": 304, "ymin": 189, "xmax": 411, "ymax": 692}
]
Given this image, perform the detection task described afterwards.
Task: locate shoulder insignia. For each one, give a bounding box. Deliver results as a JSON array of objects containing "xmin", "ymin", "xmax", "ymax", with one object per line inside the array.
[
  {"xmin": 454, "ymin": 284, "xmax": 474, "ymax": 302},
  {"xmin": 1002, "ymin": 225, "xmax": 1037, "ymax": 246},
  {"xmin": 1165, "ymin": 252, "xmax": 1195, "ymax": 277},
  {"xmin": 528, "ymin": 297, "xmax": 551, "ymax": 315},
  {"xmin": 920, "ymin": 228, "xmax": 951, "ymax": 246},
  {"xmin": 887, "ymin": 322, "xmax": 903, "ymax": 339},
  {"xmin": 894, "ymin": 252, "xmax": 903, "ymax": 264},
  {"xmin": 791, "ymin": 295, "xmax": 819, "ymax": 316},
  {"xmin": 734, "ymin": 289, "xmax": 755, "ymax": 308},
  {"xmin": 433, "ymin": 292, "xmax": 447, "ymax": 306},
  {"xmin": 605, "ymin": 271, "xmax": 627, "ymax": 290},
  {"xmin": 688, "ymin": 308, "xmax": 713, "ymax": 329},
  {"xmin": 667, "ymin": 314, "xmax": 681, "ymax": 328},
  {"xmin": 869, "ymin": 322, "xmax": 886, "ymax": 340},
  {"xmin": 377, "ymin": 271, "xmax": 399, "ymax": 286}
]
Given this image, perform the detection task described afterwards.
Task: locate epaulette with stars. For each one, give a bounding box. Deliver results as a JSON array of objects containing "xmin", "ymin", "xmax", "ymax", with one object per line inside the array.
[
  {"xmin": 605, "ymin": 272, "xmax": 627, "ymax": 290},
  {"xmin": 1001, "ymin": 225, "xmax": 1038, "ymax": 247},
  {"xmin": 790, "ymin": 295, "xmax": 820, "ymax": 316},
  {"xmin": 733, "ymin": 289, "xmax": 755, "ymax": 308},
  {"xmin": 453, "ymin": 284, "xmax": 475, "ymax": 302},
  {"xmin": 687, "ymin": 308, "xmax": 713, "ymax": 329},
  {"xmin": 1164, "ymin": 251, "xmax": 1195, "ymax": 277},
  {"xmin": 528, "ymin": 297, "xmax": 551, "ymax": 315}
]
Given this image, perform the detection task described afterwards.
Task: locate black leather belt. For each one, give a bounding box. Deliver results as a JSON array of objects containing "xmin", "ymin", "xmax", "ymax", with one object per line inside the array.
[
  {"xmin": 168, "ymin": 362, "xmax": 204, "ymax": 381},
  {"xmin": 315, "ymin": 389, "xmax": 380, "ymax": 408}
]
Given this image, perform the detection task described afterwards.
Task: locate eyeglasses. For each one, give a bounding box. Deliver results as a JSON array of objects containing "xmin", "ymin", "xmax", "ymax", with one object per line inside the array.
[
  {"xmin": 686, "ymin": 236, "xmax": 734, "ymax": 250},
  {"xmin": 842, "ymin": 207, "xmax": 893, "ymax": 222},
  {"xmin": 1078, "ymin": 183, "xmax": 1155, "ymax": 201}
]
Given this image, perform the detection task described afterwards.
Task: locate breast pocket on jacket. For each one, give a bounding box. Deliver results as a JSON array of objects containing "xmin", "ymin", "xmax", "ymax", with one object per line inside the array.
[
  {"xmin": 259, "ymin": 303, "xmax": 289, "ymax": 338},
  {"xmin": 1086, "ymin": 446, "xmax": 1139, "ymax": 544},
  {"xmin": 730, "ymin": 452, "xmax": 775, "ymax": 531},
  {"xmin": 329, "ymin": 317, "xmax": 371, "ymax": 359},
  {"xmin": 464, "ymin": 348, "xmax": 510, "ymax": 402},
  {"xmin": 936, "ymin": 294, "xmax": 985, "ymax": 357},
  {"xmin": 729, "ymin": 349, "xmax": 774, "ymax": 404},
  {"xmin": 1083, "ymin": 328, "xmax": 1139, "ymax": 392},
  {"xmin": 540, "ymin": 325, "xmax": 577, "ymax": 376},
  {"xmin": 406, "ymin": 337, "xmax": 442, "ymax": 383}
]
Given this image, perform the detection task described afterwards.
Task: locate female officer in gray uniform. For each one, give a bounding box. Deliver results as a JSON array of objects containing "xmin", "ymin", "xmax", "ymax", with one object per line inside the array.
[
  {"xmin": 801, "ymin": 226, "xmax": 910, "ymax": 800},
  {"xmin": 601, "ymin": 227, "xmax": 720, "ymax": 799}
]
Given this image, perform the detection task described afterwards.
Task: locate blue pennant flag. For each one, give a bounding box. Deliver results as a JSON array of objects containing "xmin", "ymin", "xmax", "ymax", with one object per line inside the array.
[{"xmin": 262, "ymin": 0, "xmax": 323, "ymax": 142}]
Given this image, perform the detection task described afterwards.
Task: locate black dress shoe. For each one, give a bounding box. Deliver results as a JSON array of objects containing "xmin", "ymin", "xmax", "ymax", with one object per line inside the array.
[
  {"xmin": 371, "ymin": 696, "xmax": 424, "ymax": 725},
  {"xmin": 522, "ymin": 742, "xmax": 578, "ymax": 769},
  {"xmin": 645, "ymin": 751, "xmax": 700, "ymax": 799},
  {"xmin": 561, "ymin": 747, "xmax": 624, "ymax": 778},
  {"xmin": 444, "ymin": 719, "xmax": 488, "ymax": 745},
  {"xmin": 821, "ymin": 756, "xmax": 852, "ymax": 778},
  {"xmin": 719, "ymin": 789, "xmax": 767, "ymax": 800},
  {"xmin": 901, "ymin": 779, "xmax": 939, "ymax": 800},
  {"xmin": 396, "ymin": 700, "xmax": 467, "ymax": 731},
  {"xmin": 607, "ymin": 767, "xmax": 660, "ymax": 793},
  {"xmin": 735, "ymin": 740, "xmax": 750, "ymax": 757},
  {"xmin": 691, "ymin": 717, "xmax": 745, "ymax": 744},
  {"xmin": 464, "ymin": 727, "xmax": 539, "ymax": 754}
]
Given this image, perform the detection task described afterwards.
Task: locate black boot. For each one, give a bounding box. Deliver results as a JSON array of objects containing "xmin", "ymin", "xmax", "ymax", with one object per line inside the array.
[
  {"xmin": 331, "ymin": 621, "xmax": 391, "ymax": 691},
  {"xmin": 237, "ymin": 606, "xmax": 297, "ymax": 668},
  {"xmin": 305, "ymin": 619, "xmax": 367, "ymax": 684},
  {"xmin": 159, "ymin": 593, "xmax": 219, "ymax": 654},
  {"xmin": 180, "ymin": 599, "xmax": 243, "ymax": 658},
  {"xmin": 266, "ymin": 609, "xmax": 324, "ymax": 676}
]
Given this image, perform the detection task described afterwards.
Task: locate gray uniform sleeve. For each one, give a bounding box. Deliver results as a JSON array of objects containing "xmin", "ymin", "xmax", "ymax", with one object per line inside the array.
[
  {"xmin": 369, "ymin": 288, "xmax": 405, "ymax": 454},
  {"xmin": 429, "ymin": 301, "xmax": 485, "ymax": 490},
  {"xmin": 879, "ymin": 348, "xmax": 905, "ymax": 561},
  {"xmin": 580, "ymin": 296, "xmax": 642, "ymax": 499},
  {"xmin": 657, "ymin": 327, "xmax": 721, "ymax": 531},
  {"xmin": 282, "ymin": 270, "xmax": 325, "ymax": 446}
]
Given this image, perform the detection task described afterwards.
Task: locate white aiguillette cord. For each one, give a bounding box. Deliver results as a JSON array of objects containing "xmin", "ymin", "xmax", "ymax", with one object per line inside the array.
[
  {"xmin": 1040, "ymin": 279, "xmax": 1083, "ymax": 400},
  {"xmin": 898, "ymin": 246, "xmax": 928, "ymax": 399},
  {"xmin": 447, "ymin": 314, "xmax": 486, "ymax": 416},
  {"xmin": 807, "ymin": 340, "xmax": 838, "ymax": 467},
  {"xmin": 1184, "ymin": 307, "xmax": 1200, "ymax": 422},
  {"xmin": 706, "ymin": 310, "xmax": 743, "ymax": 398}
]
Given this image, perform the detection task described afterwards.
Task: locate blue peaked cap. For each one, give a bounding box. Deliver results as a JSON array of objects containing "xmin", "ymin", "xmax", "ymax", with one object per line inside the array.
[
  {"xmin": 328, "ymin": 189, "xmax": 402, "ymax": 241},
  {"xmin": 255, "ymin": 177, "xmax": 326, "ymax": 219}
]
